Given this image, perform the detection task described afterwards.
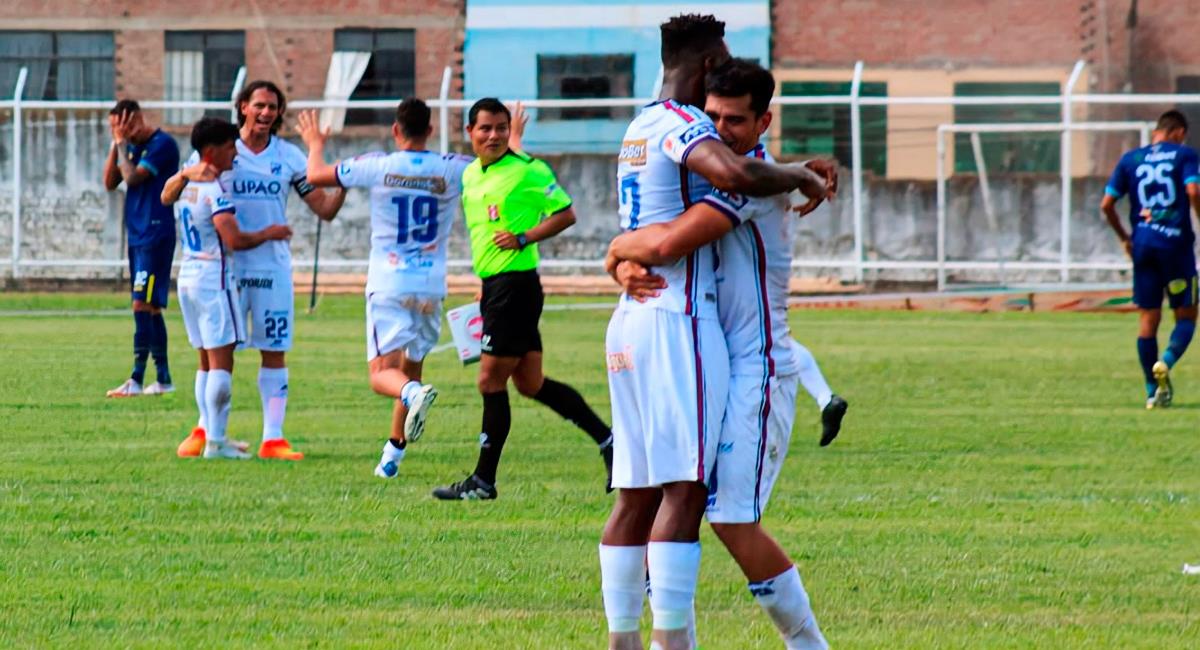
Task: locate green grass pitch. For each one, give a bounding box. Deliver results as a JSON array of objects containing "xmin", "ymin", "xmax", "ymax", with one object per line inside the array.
[{"xmin": 1, "ymin": 291, "xmax": 1198, "ymax": 648}]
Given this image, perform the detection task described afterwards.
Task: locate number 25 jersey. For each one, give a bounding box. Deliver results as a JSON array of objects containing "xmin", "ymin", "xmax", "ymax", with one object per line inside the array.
[{"xmin": 1106, "ymin": 141, "xmax": 1200, "ymax": 250}]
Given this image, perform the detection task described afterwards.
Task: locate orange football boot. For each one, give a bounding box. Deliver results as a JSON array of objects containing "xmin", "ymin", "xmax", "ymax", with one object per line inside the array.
[
  {"xmin": 258, "ymin": 438, "xmax": 304, "ymax": 461},
  {"xmin": 176, "ymin": 427, "xmax": 206, "ymax": 458}
]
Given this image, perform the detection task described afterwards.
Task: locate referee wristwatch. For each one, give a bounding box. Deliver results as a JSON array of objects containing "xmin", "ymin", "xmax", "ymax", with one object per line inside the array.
[{"xmin": 515, "ymin": 232, "xmax": 529, "ymax": 249}]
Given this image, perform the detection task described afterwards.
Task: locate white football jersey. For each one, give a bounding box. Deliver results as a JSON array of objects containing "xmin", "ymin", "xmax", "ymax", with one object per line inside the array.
[
  {"xmin": 336, "ymin": 150, "xmax": 471, "ymax": 297},
  {"xmin": 176, "ymin": 179, "xmax": 236, "ymax": 290},
  {"xmin": 615, "ymin": 100, "xmax": 747, "ymax": 319},
  {"xmin": 188, "ymin": 137, "xmax": 314, "ymax": 271},
  {"xmin": 716, "ymin": 145, "xmax": 799, "ymax": 377}
]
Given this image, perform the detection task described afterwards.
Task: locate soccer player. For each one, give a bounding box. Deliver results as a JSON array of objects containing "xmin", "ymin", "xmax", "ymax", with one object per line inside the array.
[
  {"xmin": 163, "ymin": 80, "xmax": 346, "ymax": 459},
  {"xmin": 597, "ymin": 15, "xmax": 831, "ymax": 650},
  {"xmin": 1101, "ymin": 110, "xmax": 1200, "ymax": 408},
  {"xmin": 609, "ymin": 58, "xmax": 837, "ymax": 650},
  {"xmin": 294, "ymin": 99, "xmax": 470, "ymax": 478},
  {"xmin": 176, "ymin": 117, "xmax": 293, "ymax": 459},
  {"xmin": 431, "ymin": 98, "xmax": 616, "ymax": 501},
  {"xmin": 102, "ymin": 99, "xmax": 180, "ymax": 398}
]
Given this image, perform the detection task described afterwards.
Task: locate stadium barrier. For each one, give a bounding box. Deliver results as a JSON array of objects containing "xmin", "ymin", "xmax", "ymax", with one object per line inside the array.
[{"xmin": 4, "ymin": 60, "xmax": 1200, "ymax": 291}]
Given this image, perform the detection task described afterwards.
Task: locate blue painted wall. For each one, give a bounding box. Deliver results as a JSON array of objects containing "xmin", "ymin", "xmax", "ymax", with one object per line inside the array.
[{"xmin": 464, "ymin": 0, "xmax": 769, "ymax": 153}]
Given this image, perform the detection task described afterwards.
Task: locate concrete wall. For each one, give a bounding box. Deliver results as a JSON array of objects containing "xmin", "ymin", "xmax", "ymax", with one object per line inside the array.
[{"xmin": 0, "ymin": 115, "xmax": 1130, "ymax": 285}]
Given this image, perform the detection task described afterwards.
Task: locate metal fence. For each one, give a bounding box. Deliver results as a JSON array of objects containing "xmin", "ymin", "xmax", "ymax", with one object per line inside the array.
[{"xmin": 4, "ymin": 60, "xmax": 1199, "ymax": 289}]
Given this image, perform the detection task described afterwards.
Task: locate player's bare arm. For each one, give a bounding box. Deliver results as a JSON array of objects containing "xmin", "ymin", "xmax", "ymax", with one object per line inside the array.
[
  {"xmin": 301, "ymin": 185, "xmax": 346, "ymax": 222},
  {"xmin": 608, "ymin": 201, "xmax": 735, "ymax": 266},
  {"xmin": 1100, "ymin": 194, "xmax": 1132, "ymax": 257},
  {"xmin": 295, "ymin": 110, "xmax": 340, "ymax": 187},
  {"xmin": 493, "ymin": 206, "xmax": 576, "ymax": 250},
  {"xmin": 102, "ymin": 138, "xmax": 123, "ymax": 191},
  {"xmin": 160, "ymin": 162, "xmax": 217, "ymax": 205},
  {"xmin": 213, "ymin": 212, "xmax": 292, "ymax": 250},
  {"xmin": 109, "ymin": 111, "xmax": 154, "ymax": 188},
  {"xmin": 686, "ymin": 138, "xmax": 829, "ymax": 199}
]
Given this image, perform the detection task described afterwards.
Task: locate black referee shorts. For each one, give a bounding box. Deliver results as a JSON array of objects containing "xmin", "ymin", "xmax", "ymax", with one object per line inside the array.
[{"xmin": 480, "ymin": 269, "xmax": 544, "ymax": 357}]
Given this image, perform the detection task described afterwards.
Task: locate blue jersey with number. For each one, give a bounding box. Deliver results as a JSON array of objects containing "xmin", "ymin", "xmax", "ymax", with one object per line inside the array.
[
  {"xmin": 125, "ymin": 129, "xmax": 180, "ymax": 246},
  {"xmin": 1105, "ymin": 141, "xmax": 1200, "ymax": 250}
]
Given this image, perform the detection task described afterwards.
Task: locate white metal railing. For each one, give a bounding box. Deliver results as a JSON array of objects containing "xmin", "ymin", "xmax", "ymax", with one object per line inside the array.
[{"xmin": 1, "ymin": 60, "xmax": 1192, "ymax": 285}]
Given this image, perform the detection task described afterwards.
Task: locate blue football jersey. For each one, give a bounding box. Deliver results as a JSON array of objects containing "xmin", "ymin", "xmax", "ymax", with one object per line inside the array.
[{"xmin": 1105, "ymin": 141, "xmax": 1200, "ymax": 249}]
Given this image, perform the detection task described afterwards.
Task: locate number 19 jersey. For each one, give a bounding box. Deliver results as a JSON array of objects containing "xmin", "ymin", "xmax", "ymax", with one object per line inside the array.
[
  {"xmin": 336, "ymin": 150, "xmax": 472, "ymax": 298},
  {"xmin": 616, "ymin": 100, "xmax": 746, "ymax": 320},
  {"xmin": 176, "ymin": 180, "xmax": 235, "ymax": 290}
]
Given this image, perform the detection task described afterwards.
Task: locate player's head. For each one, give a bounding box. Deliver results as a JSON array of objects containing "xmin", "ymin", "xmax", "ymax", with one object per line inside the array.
[
  {"xmin": 659, "ymin": 15, "xmax": 730, "ymax": 106},
  {"xmin": 237, "ymin": 80, "xmax": 286, "ymax": 136},
  {"xmin": 394, "ymin": 98, "xmax": 433, "ymax": 143},
  {"xmin": 1155, "ymin": 109, "xmax": 1189, "ymax": 143},
  {"xmin": 466, "ymin": 98, "xmax": 511, "ymax": 163},
  {"xmin": 704, "ymin": 58, "xmax": 775, "ymax": 155},
  {"xmin": 108, "ymin": 99, "xmax": 148, "ymax": 137},
  {"xmin": 191, "ymin": 117, "xmax": 240, "ymax": 172}
]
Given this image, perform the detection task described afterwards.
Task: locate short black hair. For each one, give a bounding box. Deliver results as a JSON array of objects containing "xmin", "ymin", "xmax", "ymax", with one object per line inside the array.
[
  {"xmin": 706, "ymin": 58, "xmax": 775, "ymax": 116},
  {"xmin": 1158, "ymin": 109, "xmax": 1189, "ymax": 133},
  {"xmin": 468, "ymin": 98, "xmax": 510, "ymax": 127},
  {"xmin": 191, "ymin": 116, "xmax": 240, "ymax": 153},
  {"xmin": 236, "ymin": 79, "xmax": 286, "ymax": 134},
  {"xmin": 110, "ymin": 99, "xmax": 140, "ymax": 116},
  {"xmin": 396, "ymin": 98, "xmax": 432, "ymax": 138},
  {"xmin": 661, "ymin": 14, "xmax": 726, "ymax": 67}
]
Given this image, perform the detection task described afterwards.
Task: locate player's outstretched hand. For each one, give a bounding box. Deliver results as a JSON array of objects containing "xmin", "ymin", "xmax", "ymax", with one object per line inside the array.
[
  {"xmin": 807, "ymin": 158, "xmax": 839, "ymax": 197},
  {"xmin": 181, "ymin": 161, "xmax": 218, "ymax": 183},
  {"xmin": 296, "ymin": 110, "xmax": 330, "ymax": 149},
  {"xmin": 615, "ymin": 260, "xmax": 666, "ymax": 302},
  {"xmin": 266, "ymin": 225, "xmax": 293, "ymax": 241},
  {"xmin": 493, "ymin": 230, "xmax": 521, "ymax": 250}
]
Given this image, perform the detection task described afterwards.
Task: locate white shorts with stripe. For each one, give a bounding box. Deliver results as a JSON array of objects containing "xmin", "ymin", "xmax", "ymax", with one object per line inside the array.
[
  {"xmin": 705, "ymin": 371, "xmax": 800, "ymax": 524},
  {"xmin": 606, "ymin": 307, "xmax": 729, "ymax": 488},
  {"xmin": 178, "ymin": 285, "xmax": 245, "ymax": 350},
  {"xmin": 366, "ymin": 293, "xmax": 443, "ymax": 362},
  {"xmin": 235, "ymin": 267, "xmax": 294, "ymax": 352}
]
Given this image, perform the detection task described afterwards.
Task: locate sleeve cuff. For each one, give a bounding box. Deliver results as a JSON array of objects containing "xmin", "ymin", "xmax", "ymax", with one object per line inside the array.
[
  {"xmin": 137, "ymin": 160, "xmax": 159, "ymax": 176},
  {"xmin": 212, "ymin": 207, "xmax": 236, "ymax": 217},
  {"xmin": 699, "ymin": 196, "xmax": 741, "ymax": 226},
  {"xmin": 1185, "ymin": 176, "xmax": 1200, "ymax": 185},
  {"xmin": 679, "ymin": 133, "xmax": 721, "ymax": 167},
  {"xmin": 548, "ymin": 202, "xmax": 573, "ymax": 217},
  {"xmin": 1104, "ymin": 186, "xmax": 1122, "ymax": 198}
]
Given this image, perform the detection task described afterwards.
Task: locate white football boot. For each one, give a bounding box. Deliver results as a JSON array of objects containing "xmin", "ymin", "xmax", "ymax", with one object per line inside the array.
[
  {"xmin": 143, "ymin": 382, "xmax": 175, "ymax": 396},
  {"xmin": 403, "ymin": 384, "xmax": 439, "ymax": 442},
  {"xmin": 106, "ymin": 379, "xmax": 143, "ymax": 398},
  {"xmin": 203, "ymin": 440, "xmax": 252, "ymax": 460}
]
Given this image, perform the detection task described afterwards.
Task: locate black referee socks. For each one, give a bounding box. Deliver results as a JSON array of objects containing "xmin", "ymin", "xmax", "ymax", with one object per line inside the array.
[
  {"xmin": 532, "ymin": 378, "xmax": 613, "ymax": 446},
  {"xmin": 474, "ymin": 390, "xmax": 511, "ymax": 485}
]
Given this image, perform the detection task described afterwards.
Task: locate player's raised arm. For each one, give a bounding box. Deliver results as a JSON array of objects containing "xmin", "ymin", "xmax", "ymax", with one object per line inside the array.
[
  {"xmin": 213, "ymin": 212, "xmax": 292, "ymax": 250},
  {"xmin": 296, "ymin": 110, "xmax": 339, "ymax": 187},
  {"xmin": 686, "ymin": 138, "xmax": 831, "ymax": 200},
  {"xmin": 109, "ymin": 109, "xmax": 155, "ymax": 188}
]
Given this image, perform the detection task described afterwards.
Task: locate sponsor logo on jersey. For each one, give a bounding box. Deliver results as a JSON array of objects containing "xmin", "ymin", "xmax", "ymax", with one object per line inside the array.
[
  {"xmin": 710, "ymin": 188, "xmax": 750, "ymax": 210},
  {"xmin": 383, "ymin": 174, "xmax": 447, "ymax": 194},
  {"xmin": 181, "ymin": 187, "xmax": 199, "ymax": 202},
  {"xmin": 717, "ymin": 441, "xmax": 734, "ymax": 454},
  {"xmin": 232, "ymin": 178, "xmax": 283, "ymax": 197},
  {"xmin": 676, "ymin": 122, "xmax": 716, "ymax": 147},
  {"xmin": 606, "ymin": 346, "xmax": 635, "ymax": 372},
  {"xmin": 487, "ymin": 204, "xmax": 500, "ymax": 221},
  {"xmin": 544, "ymin": 183, "xmax": 559, "ymax": 197},
  {"xmin": 270, "ymin": 163, "xmax": 282, "ymax": 175},
  {"xmin": 619, "ymin": 139, "xmax": 647, "ymax": 166},
  {"xmin": 238, "ymin": 277, "xmax": 274, "ymax": 290}
]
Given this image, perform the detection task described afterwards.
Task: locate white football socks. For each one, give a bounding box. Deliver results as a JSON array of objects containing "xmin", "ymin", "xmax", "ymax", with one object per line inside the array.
[
  {"xmin": 204, "ymin": 370, "xmax": 232, "ymax": 443},
  {"xmin": 750, "ymin": 565, "xmax": 828, "ymax": 650},
  {"xmin": 647, "ymin": 541, "xmax": 701, "ymax": 632},
  {"xmin": 257, "ymin": 367, "xmax": 288, "ymax": 441},
  {"xmin": 600, "ymin": 544, "xmax": 646, "ymax": 634},
  {"xmin": 194, "ymin": 370, "xmax": 209, "ymax": 430},
  {"xmin": 794, "ymin": 343, "xmax": 833, "ymax": 410}
]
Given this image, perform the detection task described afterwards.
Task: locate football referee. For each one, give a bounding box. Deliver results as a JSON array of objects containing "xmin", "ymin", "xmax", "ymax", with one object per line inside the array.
[{"xmin": 433, "ymin": 98, "xmax": 614, "ymax": 501}]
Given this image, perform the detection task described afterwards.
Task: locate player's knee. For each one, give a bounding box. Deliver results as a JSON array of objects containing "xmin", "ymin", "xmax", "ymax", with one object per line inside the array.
[{"xmin": 513, "ymin": 374, "xmax": 542, "ymax": 398}]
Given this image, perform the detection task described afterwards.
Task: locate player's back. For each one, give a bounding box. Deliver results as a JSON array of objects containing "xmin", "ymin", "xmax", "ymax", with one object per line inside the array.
[
  {"xmin": 176, "ymin": 179, "xmax": 235, "ymax": 290},
  {"xmin": 716, "ymin": 145, "xmax": 798, "ymax": 377},
  {"xmin": 617, "ymin": 100, "xmax": 724, "ymax": 318},
  {"xmin": 338, "ymin": 150, "xmax": 470, "ymax": 298},
  {"xmin": 1108, "ymin": 141, "xmax": 1200, "ymax": 250}
]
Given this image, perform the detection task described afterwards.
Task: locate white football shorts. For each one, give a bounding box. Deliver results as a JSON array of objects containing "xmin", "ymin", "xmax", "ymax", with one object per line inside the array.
[
  {"xmin": 366, "ymin": 292, "xmax": 443, "ymax": 362},
  {"xmin": 178, "ymin": 285, "xmax": 245, "ymax": 350},
  {"xmin": 235, "ymin": 267, "xmax": 294, "ymax": 352},
  {"xmin": 606, "ymin": 307, "xmax": 729, "ymax": 489},
  {"xmin": 705, "ymin": 371, "xmax": 800, "ymax": 524}
]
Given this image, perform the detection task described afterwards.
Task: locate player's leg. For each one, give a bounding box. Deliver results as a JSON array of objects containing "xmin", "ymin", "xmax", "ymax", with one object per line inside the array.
[
  {"xmin": 1157, "ymin": 266, "xmax": 1199, "ymax": 398},
  {"xmin": 431, "ymin": 352, "xmax": 519, "ymax": 500},
  {"xmin": 202, "ymin": 343, "xmax": 248, "ymax": 459},
  {"xmin": 512, "ymin": 351, "xmax": 615, "ymax": 491},
  {"xmin": 176, "ymin": 286, "xmax": 209, "ymax": 457},
  {"xmin": 791, "ymin": 340, "xmax": 848, "ymax": 446},
  {"xmin": 108, "ymin": 246, "xmax": 151, "ymax": 397},
  {"xmin": 600, "ymin": 307, "xmax": 656, "ymax": 649},
  {"xmin": 1132, "ymin": 252, "xmax": 1167, "ymax": 406},
  {"xmin": 644, "ymin": 314, "xmax": 728, "ymax": 650},
  {"xmin": 708, "ymin": 373, "xmax": 827, "ymax": 649},
  {"xmin": 252, "ymin": 270, "xmax": 299, "ymax": 459},
  {"xmin": 368, "ymin": 349, "xmax": 426, "ymax": 478},
  {"xmin": 143, "ymin": 239, "xmax": 176, "ymax": 394}
]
